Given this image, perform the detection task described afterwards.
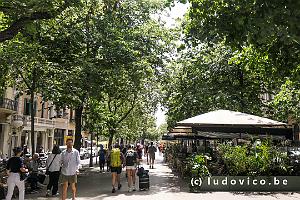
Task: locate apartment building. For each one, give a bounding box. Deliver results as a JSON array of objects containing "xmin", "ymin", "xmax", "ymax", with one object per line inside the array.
[{"xmin": 0, "ymin": 87, "xmax": 76, "ymax": 157}]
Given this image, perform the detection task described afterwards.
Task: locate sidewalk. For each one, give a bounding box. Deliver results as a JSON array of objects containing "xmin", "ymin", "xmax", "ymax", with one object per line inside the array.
[{"xmin": 25, "ymin": 152, "xmax": 300, "ymax": 200}]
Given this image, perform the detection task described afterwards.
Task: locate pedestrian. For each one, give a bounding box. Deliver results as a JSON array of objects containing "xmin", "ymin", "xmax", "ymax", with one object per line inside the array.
[
  {"xmin": 61, "ymin": 138, "xmax": 81, "ymax": 200},
  {"xmin": 136, "ymin": 143, "xmax": 143, "ymax": 164},
  {"xmin": 125, "ymin": 145, "xmax": 138, "ymax": 192},
  {"xmin": 46, "ymin": 145, "xmax": 62, "ymax": 197},
  {"xmin": 122, "ymin": 144, "xmax": 127, "ymax": 156},
  {"xmin": 108, "ymin": 143, "xmax": 124, "ymax": 193},
  {"xmin": 144, "ymin": 143, "xmax": 149, "ymax": 165},
  {"xmin": 98, "ymin": 145, "xmax": 106, "ymax": 173},
  {"xmin": 23, "ymin": 145, "xmax": 28, "ymax": 156},
  {"xmin": 106, "ymin": 147, "xmax": 111, "ymax": 172},
  {"xmin": 148, "ymin": 142, "xmax": 157, "ymax": 169},
  {"xmin": 5, "ymin": 147, "xmax": 28, "ymax": 200}
]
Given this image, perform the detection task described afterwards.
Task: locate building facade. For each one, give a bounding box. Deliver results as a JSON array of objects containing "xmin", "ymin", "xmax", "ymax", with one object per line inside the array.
[{"xmin": 0, "ymin": 87, "xmax": 76, "ymax": 157}]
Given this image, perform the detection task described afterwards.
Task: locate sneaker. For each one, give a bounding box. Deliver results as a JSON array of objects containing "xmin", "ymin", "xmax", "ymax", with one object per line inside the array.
[
  {"xmin": 118, "ymin": 184, "xmax": 122, "ymax": 190},
  {"xmin": 132, "ymin": 186, "xmax": 136, "ymax": 191},
  {"xmin": 112, "ymin": 188, "xmax": 116, "ymax": 193},
  {"xmin": 128, "ymin": 187, "xmax": 132, "ymax": 193},
  {"xmin": 46, "ymin": 190, "xmax": 50, "ymax": 197},
  {"xmin": 52, "ymin": 193, "xmax": 59, "ymax": 196}
]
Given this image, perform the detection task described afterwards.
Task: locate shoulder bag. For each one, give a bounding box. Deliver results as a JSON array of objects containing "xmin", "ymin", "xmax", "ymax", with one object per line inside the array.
[{"xmin": 45, "ymin": 154, "xmax": 57, "ymax": 175}]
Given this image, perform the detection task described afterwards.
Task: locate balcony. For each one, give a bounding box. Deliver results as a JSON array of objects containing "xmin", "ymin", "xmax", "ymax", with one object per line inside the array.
[
  {"xmin": 53, "ymin": 118, "xmax": 68, "ymax": 129},
  {"xmin": 23, "ymin": 116, "xmax": 55, "ymax": 131},
  {"xmin": 11, "ymin": 114, "xmax": 24, "ymax": 128},
  {"xmin": 0, "ymin": 98, "xmax": 18, "ymax": 113}
]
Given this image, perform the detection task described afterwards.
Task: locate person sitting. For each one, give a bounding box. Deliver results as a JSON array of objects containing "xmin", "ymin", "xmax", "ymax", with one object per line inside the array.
[{"xmin": 27, "ymin": 153, "xmax": 40, "ymax": 192}]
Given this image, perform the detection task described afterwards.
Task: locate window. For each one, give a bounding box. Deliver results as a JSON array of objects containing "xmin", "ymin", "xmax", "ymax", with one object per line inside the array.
[
  {"xmin": 24, "ymin": 98, "xmax": 30, "ymax": 115},
  {"xmin": 23, "ymin": 98, "xmax": 37, "ymax": 116},
  {"xmin": 67, "ymin": 130, "xmax": 73, "ymax": 136},
  {"xmin": 54, "ymin": 129, "xmax": 65, "ymax": 146},
  {"xmin": 41, "ymin": 102, "xmax": 45, "ymax": 118}
]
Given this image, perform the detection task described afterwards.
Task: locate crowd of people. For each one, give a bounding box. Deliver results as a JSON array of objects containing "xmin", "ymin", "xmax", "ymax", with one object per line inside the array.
[
  {"xmin": 101, "ymin": 141, "xmax": 157, "ymax": 193},
  {"xmin": 4, "ymin": 140, "xmax": 160, "ymax": 199},
  {"xmin": 5, "ymin": 138, "xmax": 80, "ymax": 200}
]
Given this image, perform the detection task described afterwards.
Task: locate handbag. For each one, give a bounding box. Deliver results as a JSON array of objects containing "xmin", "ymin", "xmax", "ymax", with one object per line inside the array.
[
  {"xmin": 46, "ymin": 154, "xmax": 57, "ymax": 175},
  {"xmin": 19, "ymin": 172, "xmax": 29, "ymax": 181}
]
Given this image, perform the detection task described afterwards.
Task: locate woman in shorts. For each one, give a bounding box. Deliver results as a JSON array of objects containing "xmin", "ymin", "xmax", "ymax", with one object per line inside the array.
[{"xmin": 125, "ymin": 145, "xmax": 138, "ymax": 192}]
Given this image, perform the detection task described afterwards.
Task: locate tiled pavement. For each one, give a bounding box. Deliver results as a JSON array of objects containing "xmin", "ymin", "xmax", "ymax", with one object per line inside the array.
[{"xmin": 23, "ymin": 152, "xmax": 300, "ymax": 200}]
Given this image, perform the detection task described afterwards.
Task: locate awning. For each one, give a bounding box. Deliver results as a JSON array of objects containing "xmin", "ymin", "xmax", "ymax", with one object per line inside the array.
[
  {"xmin": 176, "ymin": 110, "xmax": 292, "ymax": 138},
  {"xmin": 177, "ymin": 110, "xmax": 286, "ymax": 127},
  {"xmin": 163, "ymin": 132, "xmax": 287, "ymax": 140}
]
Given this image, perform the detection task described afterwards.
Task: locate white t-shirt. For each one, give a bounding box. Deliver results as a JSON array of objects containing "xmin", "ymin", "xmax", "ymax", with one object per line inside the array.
[{"xmin": 46, "ymin": 153, "xmax": 62, "ymax": 172}]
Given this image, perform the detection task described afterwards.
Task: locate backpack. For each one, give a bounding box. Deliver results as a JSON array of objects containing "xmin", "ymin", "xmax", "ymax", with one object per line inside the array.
[
  {"xmin": 148, "ymin": 146, "xmax": 156, "ymax": 154},
  {"xmin": 125, "ymin": 150, "xmax": 135, "ymax": 166},
  {"xmin": 99, "ymin": 149, "xmax": 106, "ymax": 160},
  {"xmin": 110, "ymin": 148, "xmax": 121, "ymax": 167}
]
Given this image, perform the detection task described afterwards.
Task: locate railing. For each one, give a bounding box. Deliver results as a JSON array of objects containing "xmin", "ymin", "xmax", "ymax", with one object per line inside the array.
[
  {"xmin": 12, "ymin": 114, "xmax": 24, "ymax": 121},
  {"xmin": 0, "ymin": 98, "xmax": 18, "ymax": 111},
  {"xmin": 23, "ymin": 116, "xmax": 55, "ymax": 128},
  {"xmin": 11, "ymin": 114, "xmax": 24, "ymax": 127}
]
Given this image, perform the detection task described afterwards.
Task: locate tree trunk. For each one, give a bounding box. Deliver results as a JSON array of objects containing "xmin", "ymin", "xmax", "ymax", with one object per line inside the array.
[
  {"xmin": 30, "ymin": 68, "xmax": 36, "ymax": 155},
  {"xmin": 74, "ymin": 105, "xmax": 83, "ymax": 151},
  {"xmin": 238, "ymin": 68, "xmax": 245, "ymax": 112},
  {"xmin": 108, "ymin": 128, "xmax": 115, "ymax": 150},
  {"xmin": 30, "ymin": 89, "xmax": 35, "ymax": 155}
]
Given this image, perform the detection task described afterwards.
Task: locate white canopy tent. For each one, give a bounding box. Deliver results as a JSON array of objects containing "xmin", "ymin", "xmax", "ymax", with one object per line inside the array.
[
  {"xmin": 177, "ymin": 109, "xmax": 286, "ymax": 127},
  {"xmin": 175, "ymin": 110, "xmax": 293, "ymax": 139}
]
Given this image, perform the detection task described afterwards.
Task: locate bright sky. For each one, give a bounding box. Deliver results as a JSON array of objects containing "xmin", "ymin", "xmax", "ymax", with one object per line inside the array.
[
  {"xmin": 155, "ymin": 2, "xmax": 189, "ymax": 128},
  {"xmin": 157, "ymin": 2, "xmax": 189, "ymax": 27}
]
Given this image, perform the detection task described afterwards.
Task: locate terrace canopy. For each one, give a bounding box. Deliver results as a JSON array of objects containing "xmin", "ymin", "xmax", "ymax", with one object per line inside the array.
[{"xmin": 174, "ymin": 110, "xmax": 293, "ymax": 139}]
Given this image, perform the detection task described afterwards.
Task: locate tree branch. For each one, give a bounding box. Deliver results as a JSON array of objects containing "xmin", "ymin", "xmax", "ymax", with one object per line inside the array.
[
  {"xmin": 0, "ymin": 11, "xmax": 53, "ymax": 42},
  {"xmin": 0, "ymin": 0, "xmax": 77, "ymax": 42},
  {"xmin": 15, "ymin": 67, "xmax": 31, "ymax": 90},
  {"xmin": 117, "ymin": 95, "xmax": 137, "ymax": 124},
  {"xmin": 107, "ymin": 96, "xmax": 112, "ymax": 113},
  {"xmin": 0, "ymin": 6, "xmax": 12, "ymax": 13}
]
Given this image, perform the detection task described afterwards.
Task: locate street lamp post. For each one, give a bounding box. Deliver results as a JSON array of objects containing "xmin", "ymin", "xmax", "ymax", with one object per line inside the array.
[
  {"xmin": 96, "ymin": 133, "xmax": 99, "ymax": 165},
  {"xmin": 89, "ymin": 132, "xmax": 93, "ymax": 167}
]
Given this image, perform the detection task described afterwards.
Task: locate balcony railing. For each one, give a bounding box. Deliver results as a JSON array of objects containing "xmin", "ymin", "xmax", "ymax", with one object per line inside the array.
[
  {"xmin": 12, "ymin": 114, "xmax": 24, "ymax": 121},
  {"xmin": 0, "ymin": 98, "xmax": 18, "ymax": 111},
  {"xmin": 11, "ymin": 114, "xmax": 24, "ymax": 128},
  {"xmin": 23, "ymin": 116, "xmax": 55, "ymax": 128}
]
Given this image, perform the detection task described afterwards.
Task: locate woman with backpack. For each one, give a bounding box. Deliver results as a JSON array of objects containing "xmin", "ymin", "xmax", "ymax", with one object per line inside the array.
[
  {"xmin": 109, "ymin": 144, "xmax": 124, "ymax": 193},
  {"xmin": 125, "ymin": 145, "xmax": 138, "ymax": 192},
  {"xmin": 45, "ymin": 145, "xmax": 62, "ymax": 197}
]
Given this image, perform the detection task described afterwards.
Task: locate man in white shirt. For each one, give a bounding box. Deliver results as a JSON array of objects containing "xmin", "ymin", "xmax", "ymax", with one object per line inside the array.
[{"xmin": 61, "ymin": 138, "xmax": 80, "ymax": 200}]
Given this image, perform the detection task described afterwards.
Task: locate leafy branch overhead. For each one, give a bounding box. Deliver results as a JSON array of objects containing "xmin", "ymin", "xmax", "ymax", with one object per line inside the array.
[{"xmin": 0, "ymin": 0, "xmax": 80, "ymax": 42}]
